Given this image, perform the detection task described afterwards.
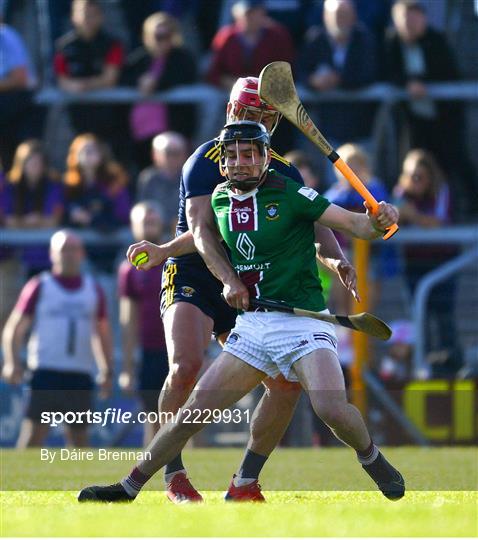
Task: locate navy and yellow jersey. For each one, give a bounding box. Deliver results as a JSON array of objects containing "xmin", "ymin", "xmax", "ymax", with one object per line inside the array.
[{"xmin": 174, "ymin": 139, "xmax": 303, "ymax": 265}]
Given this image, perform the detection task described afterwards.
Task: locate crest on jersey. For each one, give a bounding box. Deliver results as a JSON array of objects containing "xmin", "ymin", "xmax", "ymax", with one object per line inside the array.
[
  {"xmin": 180, "ymin": 286, "xmax": 195, "ymax": 298},
  {"xmin": 265, "ymin": 203, "xmax": 279, "ymax": 220}
]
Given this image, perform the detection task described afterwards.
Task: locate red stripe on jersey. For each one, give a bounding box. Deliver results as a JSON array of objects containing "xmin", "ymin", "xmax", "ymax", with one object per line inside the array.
[{"xmin": 239, "ymin": 270, "xmax": 261, "ymax": 298}]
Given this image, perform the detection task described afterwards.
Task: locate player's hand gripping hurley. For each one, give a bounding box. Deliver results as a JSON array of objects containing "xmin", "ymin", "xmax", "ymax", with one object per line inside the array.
[
  {"xmin": 250, "ymin": 297, "xmax": 392, "ymax": 341},
  {"xmin": 258, "ymin": 61, "xmax": 398, "ymax": 240}
]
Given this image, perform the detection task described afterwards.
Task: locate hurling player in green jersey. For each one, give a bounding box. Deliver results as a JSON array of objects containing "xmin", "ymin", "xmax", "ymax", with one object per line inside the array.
[
  {"xmin": 125, "ymin": 78, "xmax": 360, "ymax": 503},
  {"xmin": 199, "ymin": 121, "xmax": 402, "ymax": 499},
  {"xmin": 79, "ymin": 121, "xmax": 404, "ymax": 503},
  {"xmin": 204, "ymin": 121, "xmax": 402, "ymax": 497}
]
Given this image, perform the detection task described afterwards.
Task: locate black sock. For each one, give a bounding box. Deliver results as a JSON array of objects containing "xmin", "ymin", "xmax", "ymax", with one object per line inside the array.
[
  {"xmin": 165, "ymin": 453, "xmax": 184, "ymax": 475},
  {"xmin": 237, "ymin": 449, "xmax": 268, "ymax": 479}
]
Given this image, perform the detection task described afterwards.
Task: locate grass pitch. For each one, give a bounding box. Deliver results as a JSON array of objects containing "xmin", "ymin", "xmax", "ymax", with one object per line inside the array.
[{"xmin": 1, "ymin": 447, "xmax": 477, "ymax": 537}]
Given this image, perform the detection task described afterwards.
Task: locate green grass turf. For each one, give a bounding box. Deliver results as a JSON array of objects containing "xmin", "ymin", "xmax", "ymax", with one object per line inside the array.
[{"xmin": 1, "ymin": 448, "xmax": 477, "ymax": 537}]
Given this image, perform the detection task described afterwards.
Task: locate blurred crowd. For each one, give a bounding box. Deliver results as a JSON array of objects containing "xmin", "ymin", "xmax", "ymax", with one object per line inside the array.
[
  {"xmin": 1, "ymin": 0, "xmax": 477, "ymax": 447},
  {"xmin": 1, "ymin": 0, "xmax": 478, "ymax": 198}
]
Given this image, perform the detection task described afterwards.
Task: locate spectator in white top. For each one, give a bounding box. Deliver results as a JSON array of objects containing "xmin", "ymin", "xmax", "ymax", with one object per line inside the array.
[{"xmin": 1, "ymin": 230, "xmax": 113, "ymax": 448}]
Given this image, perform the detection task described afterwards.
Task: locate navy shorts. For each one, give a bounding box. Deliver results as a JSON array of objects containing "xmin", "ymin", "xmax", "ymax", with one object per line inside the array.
[
  {"xmin": 160, "ymin": 258, "xmax": 237, "ymax": 337},
  {"xmin": 26, "ymin": 369, "xmax": 94, "ymax": 424},
  {"xmin": 138, "ymin": 349, "xmax": 169, "ymax": 412}
]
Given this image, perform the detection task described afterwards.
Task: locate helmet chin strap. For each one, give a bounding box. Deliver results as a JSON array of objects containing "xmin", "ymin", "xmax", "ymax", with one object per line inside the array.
[{"xmin": 230, "ymin": 172, "xmax": 266, "ymax": 192}]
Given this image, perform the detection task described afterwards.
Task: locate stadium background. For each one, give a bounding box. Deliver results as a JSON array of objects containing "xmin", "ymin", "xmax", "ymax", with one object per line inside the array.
[{"xmin": 1, "ymin": 0, "xmax": 477, "ymax": 455}]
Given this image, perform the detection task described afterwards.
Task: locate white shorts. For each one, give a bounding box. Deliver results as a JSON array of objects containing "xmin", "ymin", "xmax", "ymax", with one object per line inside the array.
[{"xmin": 223, "ymin": 310, "xmax": 338, "ymax": 382}]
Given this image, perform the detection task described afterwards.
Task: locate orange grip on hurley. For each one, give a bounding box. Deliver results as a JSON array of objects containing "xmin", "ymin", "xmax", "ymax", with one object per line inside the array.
[{"xmin": 333, "ymin": 157, "xmax": 399, "ymax": 240}]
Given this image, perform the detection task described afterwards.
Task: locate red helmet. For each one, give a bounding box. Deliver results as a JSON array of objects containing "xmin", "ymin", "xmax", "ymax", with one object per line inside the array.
[{"xmin": 227, "ymin": 77, "xmax": 282, "ymax": 134}]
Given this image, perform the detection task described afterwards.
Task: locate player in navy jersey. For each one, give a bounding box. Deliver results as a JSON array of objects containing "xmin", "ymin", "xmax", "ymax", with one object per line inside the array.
[{"xmin": 125, "ymin": 78, "xmax": 359, "ymax": 503}]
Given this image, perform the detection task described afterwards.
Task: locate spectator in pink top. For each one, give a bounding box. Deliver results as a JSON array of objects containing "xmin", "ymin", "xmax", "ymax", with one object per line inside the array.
[
  {"xmin": 118, "ymin": 201, "xmax": 168, "ymax": 444},
  {"xmin": 125, "ymin": 12, "xmax": 197, "ymax": 170},
  {"xmin": 206, "ymin": 0, "xmax": 294, "ymax": 90},
  {"xmin": 1, "ymin": 230, "xmax": 113, "ymax": 448}
]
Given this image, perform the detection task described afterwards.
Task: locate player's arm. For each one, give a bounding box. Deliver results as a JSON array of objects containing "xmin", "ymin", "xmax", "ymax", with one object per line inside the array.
[
  {"xmin": 188, "ymin": 195, "xmax": 249, "ymax": 310},
  {"xmin": 127, "ymin": 231, "xmax": 197, "ymax": 270},
  {"xmin": 92, "ymin": 317, "xmax": 114, "ymax": 398},
  {"xmin": 91, "ymin": 285, "xmax": 114, "ymax": 398},
  {"xmin": 318, "ymin": 201, "xmax": 399, "ymax": 240},
  {"xmin": 285, "ymin": 162, "xmax": 358, "ymax": 297},
  {"xmin": 314, "ymin": 223, "xmax": 359, "ymax": 302},
  {"xmin": 118, "ymin": 296, "xmax": 138, "ymax": 394},
  {"xmin": 93, "ymin": 317, "xmax": 114, "ymax": 375},
  {"xmin": 1, "ymin": 309, "xmax": 31, "ymax": 384}
]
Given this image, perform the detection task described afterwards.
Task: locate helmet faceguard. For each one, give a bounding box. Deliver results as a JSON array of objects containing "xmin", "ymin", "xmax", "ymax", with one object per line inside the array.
[
  {"xmin": 227, "ymin": 77, "xmax": 282, "ymax": 134},
  {"xmin": 217, "ymin": 121, "xmax": 271, "ymax": 192}
]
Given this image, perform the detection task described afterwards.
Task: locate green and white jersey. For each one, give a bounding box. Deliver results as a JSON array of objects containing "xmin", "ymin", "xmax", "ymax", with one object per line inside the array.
[{"xmin": 212, "ymin": 170, "xmax": 331, "ymax": 311}]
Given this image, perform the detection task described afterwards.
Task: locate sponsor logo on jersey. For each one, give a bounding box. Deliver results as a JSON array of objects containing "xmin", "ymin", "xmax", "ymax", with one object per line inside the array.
[
  {"xmin": 226, "ymin": 332, "xmax": 240, "ymax": 345},
  {"xmin": 235, "ymin": 262, "xmax": 271, "ymax": 271},
  {"xmin": 265, "ymin": 203, "xmax": 279, "ymax": 220},
  {"xmin": 180, "ymin": 286, "xmax": 195, "ymax": 298},
  {"xmin": 232, "ymin": 206, "xmax": 253, "ymax": 212},
  {"xmin": 298, "ymin": 186, "xmax": 319, "ymax": 201},
  {"xmin": 236, "ymin": 233, "xmax": 255, "ymax": 260}
]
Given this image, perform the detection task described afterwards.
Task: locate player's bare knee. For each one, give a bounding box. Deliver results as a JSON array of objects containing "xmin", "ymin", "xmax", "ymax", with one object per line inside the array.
[
  {"xmin": 264, "ymin": 376, "xmax": 300, "ymax": 394},
  {"xmin": 312, "ymin": 401, "xmax": 348, "ymax": 429},
  {"xmin": 263, "ymin": 378, "xmax": 301, "ymax": 406},
  {"xmin": 168, "ymin": 356, "xmax": 202, "ymax": 389}
]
